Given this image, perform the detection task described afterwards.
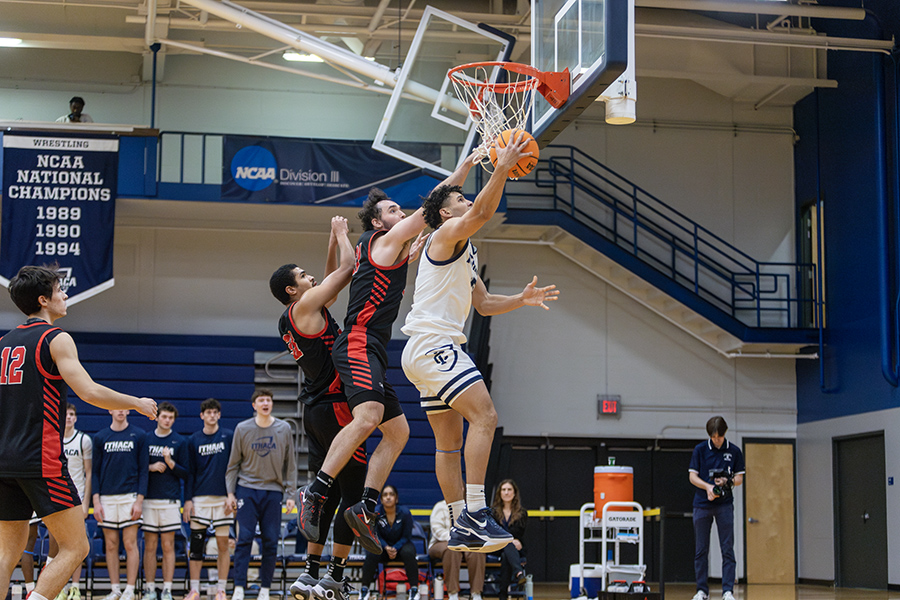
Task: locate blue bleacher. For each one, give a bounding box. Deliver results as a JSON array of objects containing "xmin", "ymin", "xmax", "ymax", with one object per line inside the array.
[{"xmin": 63, "ymin": 332, "xmax": 275, "ymax": 436}]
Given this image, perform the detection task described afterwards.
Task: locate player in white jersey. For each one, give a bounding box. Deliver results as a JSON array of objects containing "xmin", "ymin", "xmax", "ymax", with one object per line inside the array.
[
  {"xmin": 47, "ymin": 402, "xmax": 92, "ymax": 600},
  {"xmin": 401, "ymin": 132, "xmax": 559, "ymax": 553}
]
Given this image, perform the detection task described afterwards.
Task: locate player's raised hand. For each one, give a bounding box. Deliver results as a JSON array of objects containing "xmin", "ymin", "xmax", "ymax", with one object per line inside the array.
[
  {"xmin": 408, "ymin": 232, "xmax": 429, "ymax": 263},
  {"xmin": 332, "ymin": 215, "xmax": 349, "ymax": 236},
  {"xmin": 521, "ymin": 276, "xmax": 559, "ymax": 310},
  {"xmin": 136, "ymin": 397, "xmax": 158, "ymax": 420},
  {"xmin": 494, "ymin": 129, "xmax": 533, "ymax": 172}
]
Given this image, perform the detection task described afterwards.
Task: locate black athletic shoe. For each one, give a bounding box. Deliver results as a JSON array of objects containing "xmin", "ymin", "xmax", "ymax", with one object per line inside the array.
[
  {"xmin": 298, "ymin": 485, "xmax": 327, "ymax": 542},
  {"xmin": 343, "ymin": 501, "xmax": 382, "ymax": 554}
]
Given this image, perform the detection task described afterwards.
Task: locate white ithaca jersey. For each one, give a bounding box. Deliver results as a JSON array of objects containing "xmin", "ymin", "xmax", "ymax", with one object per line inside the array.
[
  {"xmin": 64, "ymin": 429, "xmax": 92, "ymax": 500},
  {"xmin": 402, "ymin": 236, "xmax": 478, "ymax": 343}
]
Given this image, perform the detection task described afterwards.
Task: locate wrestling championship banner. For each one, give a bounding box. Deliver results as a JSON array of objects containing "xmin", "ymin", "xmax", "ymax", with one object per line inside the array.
[
  {"xmin": 1, "ymin": 134, "xmax": 118, "ymax": 305},
  {"xmin": 222, "ymin": 135, "xmax": 440, "ymax": 207}
]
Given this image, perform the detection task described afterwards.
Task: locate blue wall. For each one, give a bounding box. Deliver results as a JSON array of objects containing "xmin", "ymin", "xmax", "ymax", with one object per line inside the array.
[{"xmin": 795, "ymin": 1, "xmax": 900, "ymax": 422}]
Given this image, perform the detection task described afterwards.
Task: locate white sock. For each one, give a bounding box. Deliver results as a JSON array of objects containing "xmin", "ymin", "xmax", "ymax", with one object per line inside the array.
[
  {"xmin": 190, "ymin": 581, "xmax": 201, "ymax": 593},
  {"xmin": 25, "ymin": 583, "xmax": 35, "ymax": 594},
  {"xmin": 162, "ymin": 583, "xmax": 172, "ymax": 593},
  {"xmin": 217, "ymin": 581, "xmax": 227, "ymax": 592},
  {"xmin": 111, "ymin": 584, "xmax": 122, "ymax": 595},
  {"xmin": 45, "ymin": 556, "xmax": 54, "ymax": 566},
  {"xmin": 448, "ymin": 500, "xmax": 465, "ymax": 526},
  {"xmin": 124, "ymin": 586, "xmax": 135, "ymax": 596},
  {"xmin": 29, "ymin": 593, "xmax": 49, "ymax": 600},
  {"xmin": 146, "ymin": 583, "xmax": 157, "ymax": 592},
  {"xmin": 466, "ymin": 484, "xmax": 486, "ymax": 512}
]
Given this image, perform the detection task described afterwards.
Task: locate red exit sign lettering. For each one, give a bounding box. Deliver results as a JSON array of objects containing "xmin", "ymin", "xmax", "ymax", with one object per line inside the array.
[{"xmin": 597, "ymin": 394, "xmax": 621, "ymax": 418}]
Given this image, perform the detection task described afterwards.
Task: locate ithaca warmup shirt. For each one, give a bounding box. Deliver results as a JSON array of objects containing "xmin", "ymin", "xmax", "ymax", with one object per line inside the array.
[
  {"xmin": 186, "ymin": 427, "xmax": 233, "ymax": 498},
  {"xmin": 226, "ymin": 418, "xmax": 296, "ymax": 501},
  {"xmin": 145, "ymin": 429, "xmax": 189, "ymax": 501},
  {"xmin": 92, "ymin": 424, "xmax": 149, "ymax": 496}
]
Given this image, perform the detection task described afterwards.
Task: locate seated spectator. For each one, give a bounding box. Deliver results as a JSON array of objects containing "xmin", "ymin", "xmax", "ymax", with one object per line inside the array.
[
  {"xmin": 428, "ymin": 500, "xmax": 484, "ymax": 600},
  {"xmin": 360, "ymin": 485, "xmax": 425, "ymax": 600},
  {"xmin": 491, "ymin": 480, "xmax": 528, "ymax": 600},
  {"xmin": 56, "ymin": 96, "xmax": 94, "ymax": 123}
]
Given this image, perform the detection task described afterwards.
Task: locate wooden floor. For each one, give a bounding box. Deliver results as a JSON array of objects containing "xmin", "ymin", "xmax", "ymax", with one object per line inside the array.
[{"xmin": 532, "ymin": 583, "xmax": 900, "ymax": 600}]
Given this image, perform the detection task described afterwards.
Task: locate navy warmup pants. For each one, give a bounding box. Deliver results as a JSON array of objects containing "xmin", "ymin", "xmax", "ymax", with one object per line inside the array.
[
  {"xmin": 234, "ymin": 485, "xmax": 283, "ymax": 588},
  {"xmin": 693, "ymin": 503, "xmax": 736, "ymax": 594}
]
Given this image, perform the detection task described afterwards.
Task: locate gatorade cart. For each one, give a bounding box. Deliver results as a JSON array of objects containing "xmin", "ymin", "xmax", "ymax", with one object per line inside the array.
[{"xmin": 573, "ymin": 466, "xmax": 648, "ymax": 598}]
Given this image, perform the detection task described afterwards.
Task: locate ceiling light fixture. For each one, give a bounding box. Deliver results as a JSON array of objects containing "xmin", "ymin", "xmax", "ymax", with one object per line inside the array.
[
  {"xmin": 283, "ymin": 51, "xmax": 324, "ymax": 63},
  {"xmin": 0, "ymin": 37, "xmax": 23, "ymax": 47}
]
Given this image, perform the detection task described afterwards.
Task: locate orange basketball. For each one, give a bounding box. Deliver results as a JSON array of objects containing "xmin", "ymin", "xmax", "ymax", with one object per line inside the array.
[{"xmin": 489, "ymin": 128, "xmax": 539, "ymax": 179}]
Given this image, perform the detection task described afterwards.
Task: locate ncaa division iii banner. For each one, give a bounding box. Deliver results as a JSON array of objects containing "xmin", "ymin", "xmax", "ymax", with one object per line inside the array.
[{"xmin": 1, "ymin": 135, "xmax": 118, "ymax": 305}]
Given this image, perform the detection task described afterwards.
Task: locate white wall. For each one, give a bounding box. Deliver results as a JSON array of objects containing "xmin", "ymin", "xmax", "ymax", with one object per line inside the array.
[{"xmin": 797, "ymin": 409, "xmax": 900, "ymax": 585}]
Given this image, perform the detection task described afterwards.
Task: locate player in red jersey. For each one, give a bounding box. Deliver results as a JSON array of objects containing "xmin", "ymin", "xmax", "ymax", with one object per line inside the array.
[
  {"xmin": 298, "ymin": 156, "xmax": 478, "ymax": 554},
  {"xmin": 0, "ymin": 265, "xmax": 157, "ymax": 600}
]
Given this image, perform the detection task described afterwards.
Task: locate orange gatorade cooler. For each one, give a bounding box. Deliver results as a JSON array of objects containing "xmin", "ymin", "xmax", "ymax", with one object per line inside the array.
[{"xmin": 593, "ymin": 466, "xmax": 633, "ymax": 516}]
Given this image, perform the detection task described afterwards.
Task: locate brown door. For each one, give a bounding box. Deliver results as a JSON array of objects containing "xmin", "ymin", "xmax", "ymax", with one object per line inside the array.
[{"xmin": 744, "ymin": 441, "xmax": 795, "ymax": 584}]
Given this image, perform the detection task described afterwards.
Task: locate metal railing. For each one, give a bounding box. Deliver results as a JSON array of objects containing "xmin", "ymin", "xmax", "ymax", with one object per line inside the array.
[{"xmin": 504, "ymin": 145, "xmax": 819, "ymax": 329}]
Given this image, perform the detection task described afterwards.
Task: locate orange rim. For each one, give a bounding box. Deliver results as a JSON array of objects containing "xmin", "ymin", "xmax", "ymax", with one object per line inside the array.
[{"xmin": 447, "ymin": 61, "xmax": 570, "ymax": 109}]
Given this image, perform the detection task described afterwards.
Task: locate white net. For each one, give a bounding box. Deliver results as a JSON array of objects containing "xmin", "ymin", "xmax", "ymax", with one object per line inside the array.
[{"xmin": 449, "ymin": 63, "xmax": 539, "ymax": 171}]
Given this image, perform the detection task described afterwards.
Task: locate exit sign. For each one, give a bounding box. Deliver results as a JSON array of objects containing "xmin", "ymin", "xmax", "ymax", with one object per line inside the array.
[{"xmin": 597, "ymin": 394, "xmax": 621, "ymax": 418}]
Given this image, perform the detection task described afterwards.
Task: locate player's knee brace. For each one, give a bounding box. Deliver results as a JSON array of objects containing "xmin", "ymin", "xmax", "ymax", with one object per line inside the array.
[{"xmin": 189, "ymin": 529, "xmax": 206, "ymax": 561}]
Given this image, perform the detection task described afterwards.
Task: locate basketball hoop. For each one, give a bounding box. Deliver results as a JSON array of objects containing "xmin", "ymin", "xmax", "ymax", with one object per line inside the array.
[{"xmin": 448, "ymin": 61, "xmax": 570, "ymax": 168}]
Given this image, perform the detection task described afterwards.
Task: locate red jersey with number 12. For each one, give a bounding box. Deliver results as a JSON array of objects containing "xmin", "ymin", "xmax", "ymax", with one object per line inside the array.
[{"xmin": 0, "ymin": 318, "xmax": 69, "ymax": 478}]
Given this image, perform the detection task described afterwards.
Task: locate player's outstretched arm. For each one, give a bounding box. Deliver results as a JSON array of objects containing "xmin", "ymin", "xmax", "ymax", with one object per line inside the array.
[
  {"xmin": 50, "ymin": 333, "xmax": 158, "ymax": 420},
  {"xmin": 472, "ymin": 275, "xmax": 559, "ymax": 316},
  {"xmin": 439, "ymin": 133, "xmax": 532, "ymax": 245}
]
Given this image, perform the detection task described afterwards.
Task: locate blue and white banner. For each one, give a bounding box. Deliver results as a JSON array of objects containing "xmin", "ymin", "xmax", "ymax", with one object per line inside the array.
[
  {"xmin": 0, "ymin": 134, "xmax": 118, "ymax": 305},
  {"xmin": 222, "ymin": 136, "xmax": 440, "ymax": 207}
]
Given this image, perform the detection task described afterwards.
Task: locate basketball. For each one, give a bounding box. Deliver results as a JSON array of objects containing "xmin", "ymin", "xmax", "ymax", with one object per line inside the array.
[{"xmin": 489, "ymin": 128, "xmax": 539, "ymax": 179}]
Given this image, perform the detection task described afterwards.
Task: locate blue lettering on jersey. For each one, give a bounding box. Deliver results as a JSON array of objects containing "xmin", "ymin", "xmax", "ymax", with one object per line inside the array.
[{"xmin": 251, "ymin": 436, "xmax": 276, "ymax": 457}]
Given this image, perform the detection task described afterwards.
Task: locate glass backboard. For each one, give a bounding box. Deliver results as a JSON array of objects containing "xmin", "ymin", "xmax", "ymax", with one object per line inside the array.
[
  {"xmin": 373, "ymin": 6, "xmax": 514, "ymax": 178},
  {"xmin": 532, "ymin": 0, "xmax": 629, "ymax": 146}
]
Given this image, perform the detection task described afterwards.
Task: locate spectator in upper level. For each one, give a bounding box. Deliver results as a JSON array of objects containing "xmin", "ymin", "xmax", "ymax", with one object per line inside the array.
[
  {"xmin": 226, "ymin": 389, "xmax": 296, "ymax": 600},
  {"xmin": 428, "ymin": 499, "xmax": 484, "ymax": 600},
  {"xmin": 359, "ymin": 485, "xmax": 424, "ymax": 600},
  {"xmin": 55, "ymin": 97, "xmax": 94, "ymax": 124}
]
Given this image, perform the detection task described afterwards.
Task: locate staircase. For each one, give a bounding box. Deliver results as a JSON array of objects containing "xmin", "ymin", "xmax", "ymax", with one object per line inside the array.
[{"xmin": 484, "ymin": 145, "xmax": 820, "ymax": 358}]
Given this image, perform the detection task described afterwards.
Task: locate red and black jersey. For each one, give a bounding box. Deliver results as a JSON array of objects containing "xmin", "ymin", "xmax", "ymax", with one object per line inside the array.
[
  {"xmin": 343, "ymin": 229, "xmax": 410, "ymax": 345},
  {"xmin": 0, "ymin": 318, "xmax": 68, "ymax": 478},
  {"xmin": 278, "ymin": 305, "xmax": 344, "ymax": 406}
]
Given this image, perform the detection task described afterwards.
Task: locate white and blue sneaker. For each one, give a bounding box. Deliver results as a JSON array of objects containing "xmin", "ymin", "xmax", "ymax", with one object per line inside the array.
[
  {"xmin": 290, "ymin": 573, "xmax": 319, "ymax": 600},
  {"xmin": 448, "ymin": 507, "xmax": 513, "ymax": 553},
  {"xmin": 310, "ymin": 575, "xmax": 352, "ymax": 600}
]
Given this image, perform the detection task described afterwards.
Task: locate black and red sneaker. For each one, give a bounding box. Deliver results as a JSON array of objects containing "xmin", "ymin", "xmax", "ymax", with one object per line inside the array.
[
  {"xmin": 343, "ymin": 501, "xmax": 382, "ymax": 554},
  {"xmin": 298, "ymin": 485, "xmax": 327, "ymax": 542}
]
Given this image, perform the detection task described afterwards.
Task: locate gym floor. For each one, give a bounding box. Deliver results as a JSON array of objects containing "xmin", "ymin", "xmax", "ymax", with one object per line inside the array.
[{"xmin": 532, "ymin": 583, "xmax": 900, "ymax": 600}]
